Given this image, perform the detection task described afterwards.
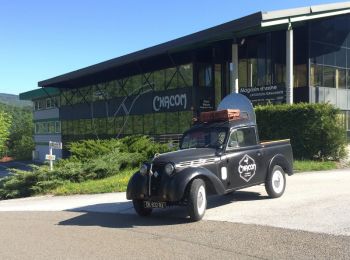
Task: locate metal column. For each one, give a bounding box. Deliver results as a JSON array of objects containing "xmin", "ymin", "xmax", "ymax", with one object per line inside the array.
[
  {"xmin": 286, "ymin": 24, "xmax": 294, "ymax": 104},
  {"xmin": 232, "ymin": 43, "xmax": 239, "ymax": 93}
]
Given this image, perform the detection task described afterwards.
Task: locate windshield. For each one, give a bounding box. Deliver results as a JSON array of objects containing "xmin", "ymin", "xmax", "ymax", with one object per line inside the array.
[{"xmin": 180, "ymin": 128, "xmax": 228, "ymax": 149}]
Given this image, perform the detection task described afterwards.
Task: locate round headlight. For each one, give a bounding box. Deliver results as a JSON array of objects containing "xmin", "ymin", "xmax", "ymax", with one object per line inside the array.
[
  {"xmin": 140, "ymin": 164, "xmax": 148, "ymax": 175},
  {"xmin": 164, "ymin": 163, "xmax": 175, "ymax": 176}
]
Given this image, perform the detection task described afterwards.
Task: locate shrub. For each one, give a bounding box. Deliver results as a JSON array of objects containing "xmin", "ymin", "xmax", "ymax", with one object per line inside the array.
[
  {"xmin": 255, "ymin": 103, "xmax": 346, "ymax": 160},
  {"xmin": 0, "ymin": 136, "xmax": 174, "ymax": 199},
  {"xmin": 118, "ymin": 135, "xmax": 173, "ymax": 159},
  {"xmin": 53, "ymin": 161, "xmax": 87, "ymax": 182},
  {"xmin": 67, "ymin": 139, "xmax": 121, "ymax": 161},
  {"xmin": 0, "ymin": 165, "xmax": 64, "ymax": 199},
  {"xmin": 68, "ymin": 135, "xmax": 172, "ymax": 163}
]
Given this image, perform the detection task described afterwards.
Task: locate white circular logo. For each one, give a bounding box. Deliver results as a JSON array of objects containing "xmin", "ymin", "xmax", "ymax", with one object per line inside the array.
[{"xmin": 238, "ymin": 154, "xmax": 257, "ymax": 182}]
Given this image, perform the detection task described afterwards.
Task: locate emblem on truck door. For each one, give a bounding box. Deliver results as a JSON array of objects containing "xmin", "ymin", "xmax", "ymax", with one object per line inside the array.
[{"xmin": 238, "ymin": 154, "xmax": 256, "ymax": 182}]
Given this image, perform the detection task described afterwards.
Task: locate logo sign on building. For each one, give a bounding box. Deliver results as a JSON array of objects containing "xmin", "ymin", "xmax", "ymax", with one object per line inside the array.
[
  {"xmin": 238, "ymin": 154, "xmax": 257, "ymax": 182},
  {"xmin": 199, "ymin": 99, "xmax": 214, "ymax": 110},
  {"xmin": 45, "ymin": 154, "xmax": 56, "ymax": 161},
  {"xmin": 60, "ymin": 87, "xmax": 192, "ymax": 120},
  {"xmin": 49, "ymin": 141, "xmax": 62, "ymax": 150},
  {"xmin": 239, "ymin": 85, "xmax": 286, "ymax": 104},
  {"xmin": 153, "ymin": 93, "xmax": 187, "ymax": 112}
]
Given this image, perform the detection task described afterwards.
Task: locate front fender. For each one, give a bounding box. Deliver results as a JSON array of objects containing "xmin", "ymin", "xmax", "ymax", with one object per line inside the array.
[
  {"xmin": 126, "ymin": 172, "xmax": 147, "ymax": 200},
  {"xmin": 166, "ymin": 167, "xmax": 226, "ymax": 201}
]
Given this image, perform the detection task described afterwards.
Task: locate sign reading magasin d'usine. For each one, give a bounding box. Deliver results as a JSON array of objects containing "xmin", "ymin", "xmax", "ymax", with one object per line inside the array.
[{"xmin": 239, "ymin": 85, "xmax": 286, "ymax": 104}]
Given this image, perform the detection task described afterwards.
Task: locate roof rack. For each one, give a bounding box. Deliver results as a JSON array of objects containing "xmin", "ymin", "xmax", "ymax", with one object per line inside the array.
[{"xmin": 199, "ymin": 109, "xmax": 241, "ymax": 123}]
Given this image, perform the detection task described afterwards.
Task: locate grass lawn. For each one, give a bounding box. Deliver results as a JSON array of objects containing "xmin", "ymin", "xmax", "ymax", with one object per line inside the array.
[
  {"xmin": 293, "ymin": 160, "xmax": 337, "ymax": 172},
  {"xmin": 50, "ymin": 168, "xmax": 136, "ymax": 195}
]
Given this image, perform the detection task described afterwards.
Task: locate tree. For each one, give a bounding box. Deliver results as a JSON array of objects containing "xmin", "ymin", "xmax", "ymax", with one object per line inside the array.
[
  {"xmin": 0, "ymin": 103, "xmax": 34, "ymax": 160},
  {"xmin": 8, "ymin": 108, "xmax": 34, "ymax": 159},
  {"xmin": 0, "ymin": 111, "xmax": 12, "ymax": 156}
]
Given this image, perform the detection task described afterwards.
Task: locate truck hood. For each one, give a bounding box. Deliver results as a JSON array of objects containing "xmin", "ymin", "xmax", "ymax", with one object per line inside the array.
[{"xmin": 152, "ymin": 148, "xmax": 217, "ymax": 164}]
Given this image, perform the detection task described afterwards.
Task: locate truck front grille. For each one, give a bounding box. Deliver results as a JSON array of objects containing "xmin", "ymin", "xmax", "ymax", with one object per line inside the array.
[{"xmin": 150, "ymin": 162, "xmax": 166, "ymax": 196}]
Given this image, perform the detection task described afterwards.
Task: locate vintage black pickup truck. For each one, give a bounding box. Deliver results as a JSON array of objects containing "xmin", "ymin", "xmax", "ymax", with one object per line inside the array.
[{"xmin": 127, "ymin": 94, "xmax": 293, "ymax": 221}]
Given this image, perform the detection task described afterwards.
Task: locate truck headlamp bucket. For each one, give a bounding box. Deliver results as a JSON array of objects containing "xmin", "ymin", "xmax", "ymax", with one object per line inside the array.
[
  {"xmin": 164, "ymin": 163, "xmax": 175, "ymax": 176},
  {"xmin": 140, "ymin": 164, "xmax": 149, "ymax": 176}
]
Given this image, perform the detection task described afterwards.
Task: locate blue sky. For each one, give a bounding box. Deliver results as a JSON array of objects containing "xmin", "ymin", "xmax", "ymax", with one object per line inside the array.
[{"xmin": 0, "ymin": 0, "xmax": 342, "ymax": 95}]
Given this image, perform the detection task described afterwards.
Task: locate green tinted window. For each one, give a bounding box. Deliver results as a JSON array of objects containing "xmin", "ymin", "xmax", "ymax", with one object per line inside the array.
[
  {"xmin": 154, "ymin": 113, "xmax": 166, "ymax": 134},
  {"xmin": 153, "ymin": 70, "xmax": 165, "ymax": 91},
  {"xmin": 179, "ymin": 111, "xmax": 193, "ymax": 133},
  {"xmin": 83, "ymin": 119, "xmax": 92, "ymax": 135},
  {"xmin": 91, "ymin": 119, "xmax": 98, "ymax": 135},
  {"xmin": 123, "ymin": 116, "xmax": 133, "ymax": 135},
  {"xmin": 143, "ymin": 114, "xmax": 155, "ymax": 135},
  {"xmin": 133, "ymin": 115, "xmax": 144, "ymax": 134},
  {"xmin": 167, "ymin": 112, "xmax": 179, "ymax": 134},
  {"xmin": 142, "ymin": 73, "xmax": 154, "ymax": 92},
  {"xmin": 178, "ymin": 64, "xmax": 193, "ymax": 87},
  {"xmin": 114, "ymin": 117, "xmax": 124, "ymax": 136},
  {"xmin": 77, "ymin": 120, "xmax": 85, "ymax": 135},
  {"xmin": 165, "ymin": 67, "xmax": 177, "ymax": 89},
  {"xmin": 106, "ymin": 117, "xmax": 115, "ymax": 135},
  {"xmin": 105, "ymin": 81, "xmax": 117, "ymax": 99},
  {"xmin": 125, "ymin": 75, "xmax": 141, "ymax": 95}
]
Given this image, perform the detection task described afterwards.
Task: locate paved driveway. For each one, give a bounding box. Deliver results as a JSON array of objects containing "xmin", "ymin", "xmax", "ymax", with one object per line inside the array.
[{"xmin": 1, "ymin": 168, "xmax": 349, "ymax": 236}]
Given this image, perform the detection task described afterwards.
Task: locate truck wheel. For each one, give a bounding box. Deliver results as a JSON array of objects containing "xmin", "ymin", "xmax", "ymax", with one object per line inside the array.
[
  {"xmin": 132, "ymin": 199, "xmax": 152, "ymax": 217},
  {"xmin": 265, "ymin": 165, "xmax": 286, "ymax": 198},
  {"xmin": 187, "ymin": 179, "xmax": 207, "ymax": 221}
]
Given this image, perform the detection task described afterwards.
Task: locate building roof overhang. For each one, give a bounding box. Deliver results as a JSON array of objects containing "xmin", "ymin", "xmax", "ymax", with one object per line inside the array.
[{"xmin": 19, "ymin": 87, "xmax": 60, "ymax": 100}]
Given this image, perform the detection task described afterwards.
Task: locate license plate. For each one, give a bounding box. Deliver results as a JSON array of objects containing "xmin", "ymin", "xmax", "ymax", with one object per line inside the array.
[{"xmin": 144, "ymin": 201, "xmax": 167, "ymax": 208}]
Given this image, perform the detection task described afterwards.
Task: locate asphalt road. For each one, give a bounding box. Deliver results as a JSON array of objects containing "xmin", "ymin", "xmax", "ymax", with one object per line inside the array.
[
  {"xmin": 0, "ymin": 169, "xmax": 349, "ymax": 259},
  {"xmin": 0, "ymin": 211, "xmax": 349, "ymax": 260}
]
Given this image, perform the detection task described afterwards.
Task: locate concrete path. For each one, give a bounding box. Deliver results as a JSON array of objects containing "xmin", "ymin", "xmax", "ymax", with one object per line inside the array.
[{"xmin": 1, "ymin": 168, "xmax": 349, "ymax": 236}]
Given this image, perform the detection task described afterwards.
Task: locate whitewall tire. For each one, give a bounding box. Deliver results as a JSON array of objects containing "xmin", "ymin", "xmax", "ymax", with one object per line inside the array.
[
  {"xmin": 187, "ymin": 179, "xmax": 207, "ymax": 221},
  {"xmin": 265, "ymin": 165, "xmax": 286, "ymax": 198}
]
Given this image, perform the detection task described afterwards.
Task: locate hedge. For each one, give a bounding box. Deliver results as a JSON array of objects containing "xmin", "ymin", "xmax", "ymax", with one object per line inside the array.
[
  {"xmin": 0, "ymin": 135, "xmax": 173, "ymax": 199},
  {"xmin": 255, "ymin": 103, "xmax": 346, "ymax": 160}
]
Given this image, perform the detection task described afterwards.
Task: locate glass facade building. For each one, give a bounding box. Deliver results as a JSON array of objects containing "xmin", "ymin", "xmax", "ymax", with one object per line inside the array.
[
  {"xmin": 58, "ymin": 64, "xmax": 194, "ymax": 142},
  {"xmin": 20, "ymin": 2, "xmax": 350, "ymax": 161}
]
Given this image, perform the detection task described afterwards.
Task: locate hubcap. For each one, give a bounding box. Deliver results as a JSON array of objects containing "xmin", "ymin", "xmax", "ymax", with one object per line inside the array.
[
  {"xmin": 197, "ymin": 186, "xmax": 206, "ymax": 215},
  {"xmin": 272, "ymin": 170, "xmax": 284, "ymax": 194}
]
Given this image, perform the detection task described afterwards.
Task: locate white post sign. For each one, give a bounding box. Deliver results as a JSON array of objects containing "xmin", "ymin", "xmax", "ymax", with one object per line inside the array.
[
  {"xmin": 47, "ymin": 141, "xmax": 62, "ymax": 171},
  {"xmin": 49, "ymin": 141, "xmax": 62, "ymax": 149}
]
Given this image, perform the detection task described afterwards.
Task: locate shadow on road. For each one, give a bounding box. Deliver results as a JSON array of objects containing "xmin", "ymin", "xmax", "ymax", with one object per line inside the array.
[
  {"xmin": 59, "ymin": 211, "xmax": 189, "ymax": 228},
  {"xmin": 59, "ymin": 191, "xmax": 267, "ymax": 228},
  {"xmin": 208, "ymin": 190, "xmax": 268, "ymax": 209}
]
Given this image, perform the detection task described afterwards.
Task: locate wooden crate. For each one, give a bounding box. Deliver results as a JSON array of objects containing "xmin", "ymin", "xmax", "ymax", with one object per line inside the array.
[
  {"xmin": 215, "ymin": 109, "xmax": 240, "ymax": 121},
  {"xmin": 199, "ymin": 111, "xmax": 215, "ymax": 122},
  {"xmin": 199, "ymin": 109, "xmax": 240, "ymax": 122}
]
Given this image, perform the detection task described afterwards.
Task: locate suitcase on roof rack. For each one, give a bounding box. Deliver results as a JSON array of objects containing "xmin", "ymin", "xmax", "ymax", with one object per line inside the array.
[{"xmin": 199, "ymin": 109, "xmax": 240, "ymax": 122}]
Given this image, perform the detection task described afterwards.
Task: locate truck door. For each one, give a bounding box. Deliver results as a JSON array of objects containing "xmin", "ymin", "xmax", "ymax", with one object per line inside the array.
[{"xmin": 225, "ymin": 126, "xmax": 264, "ymax": 190}]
